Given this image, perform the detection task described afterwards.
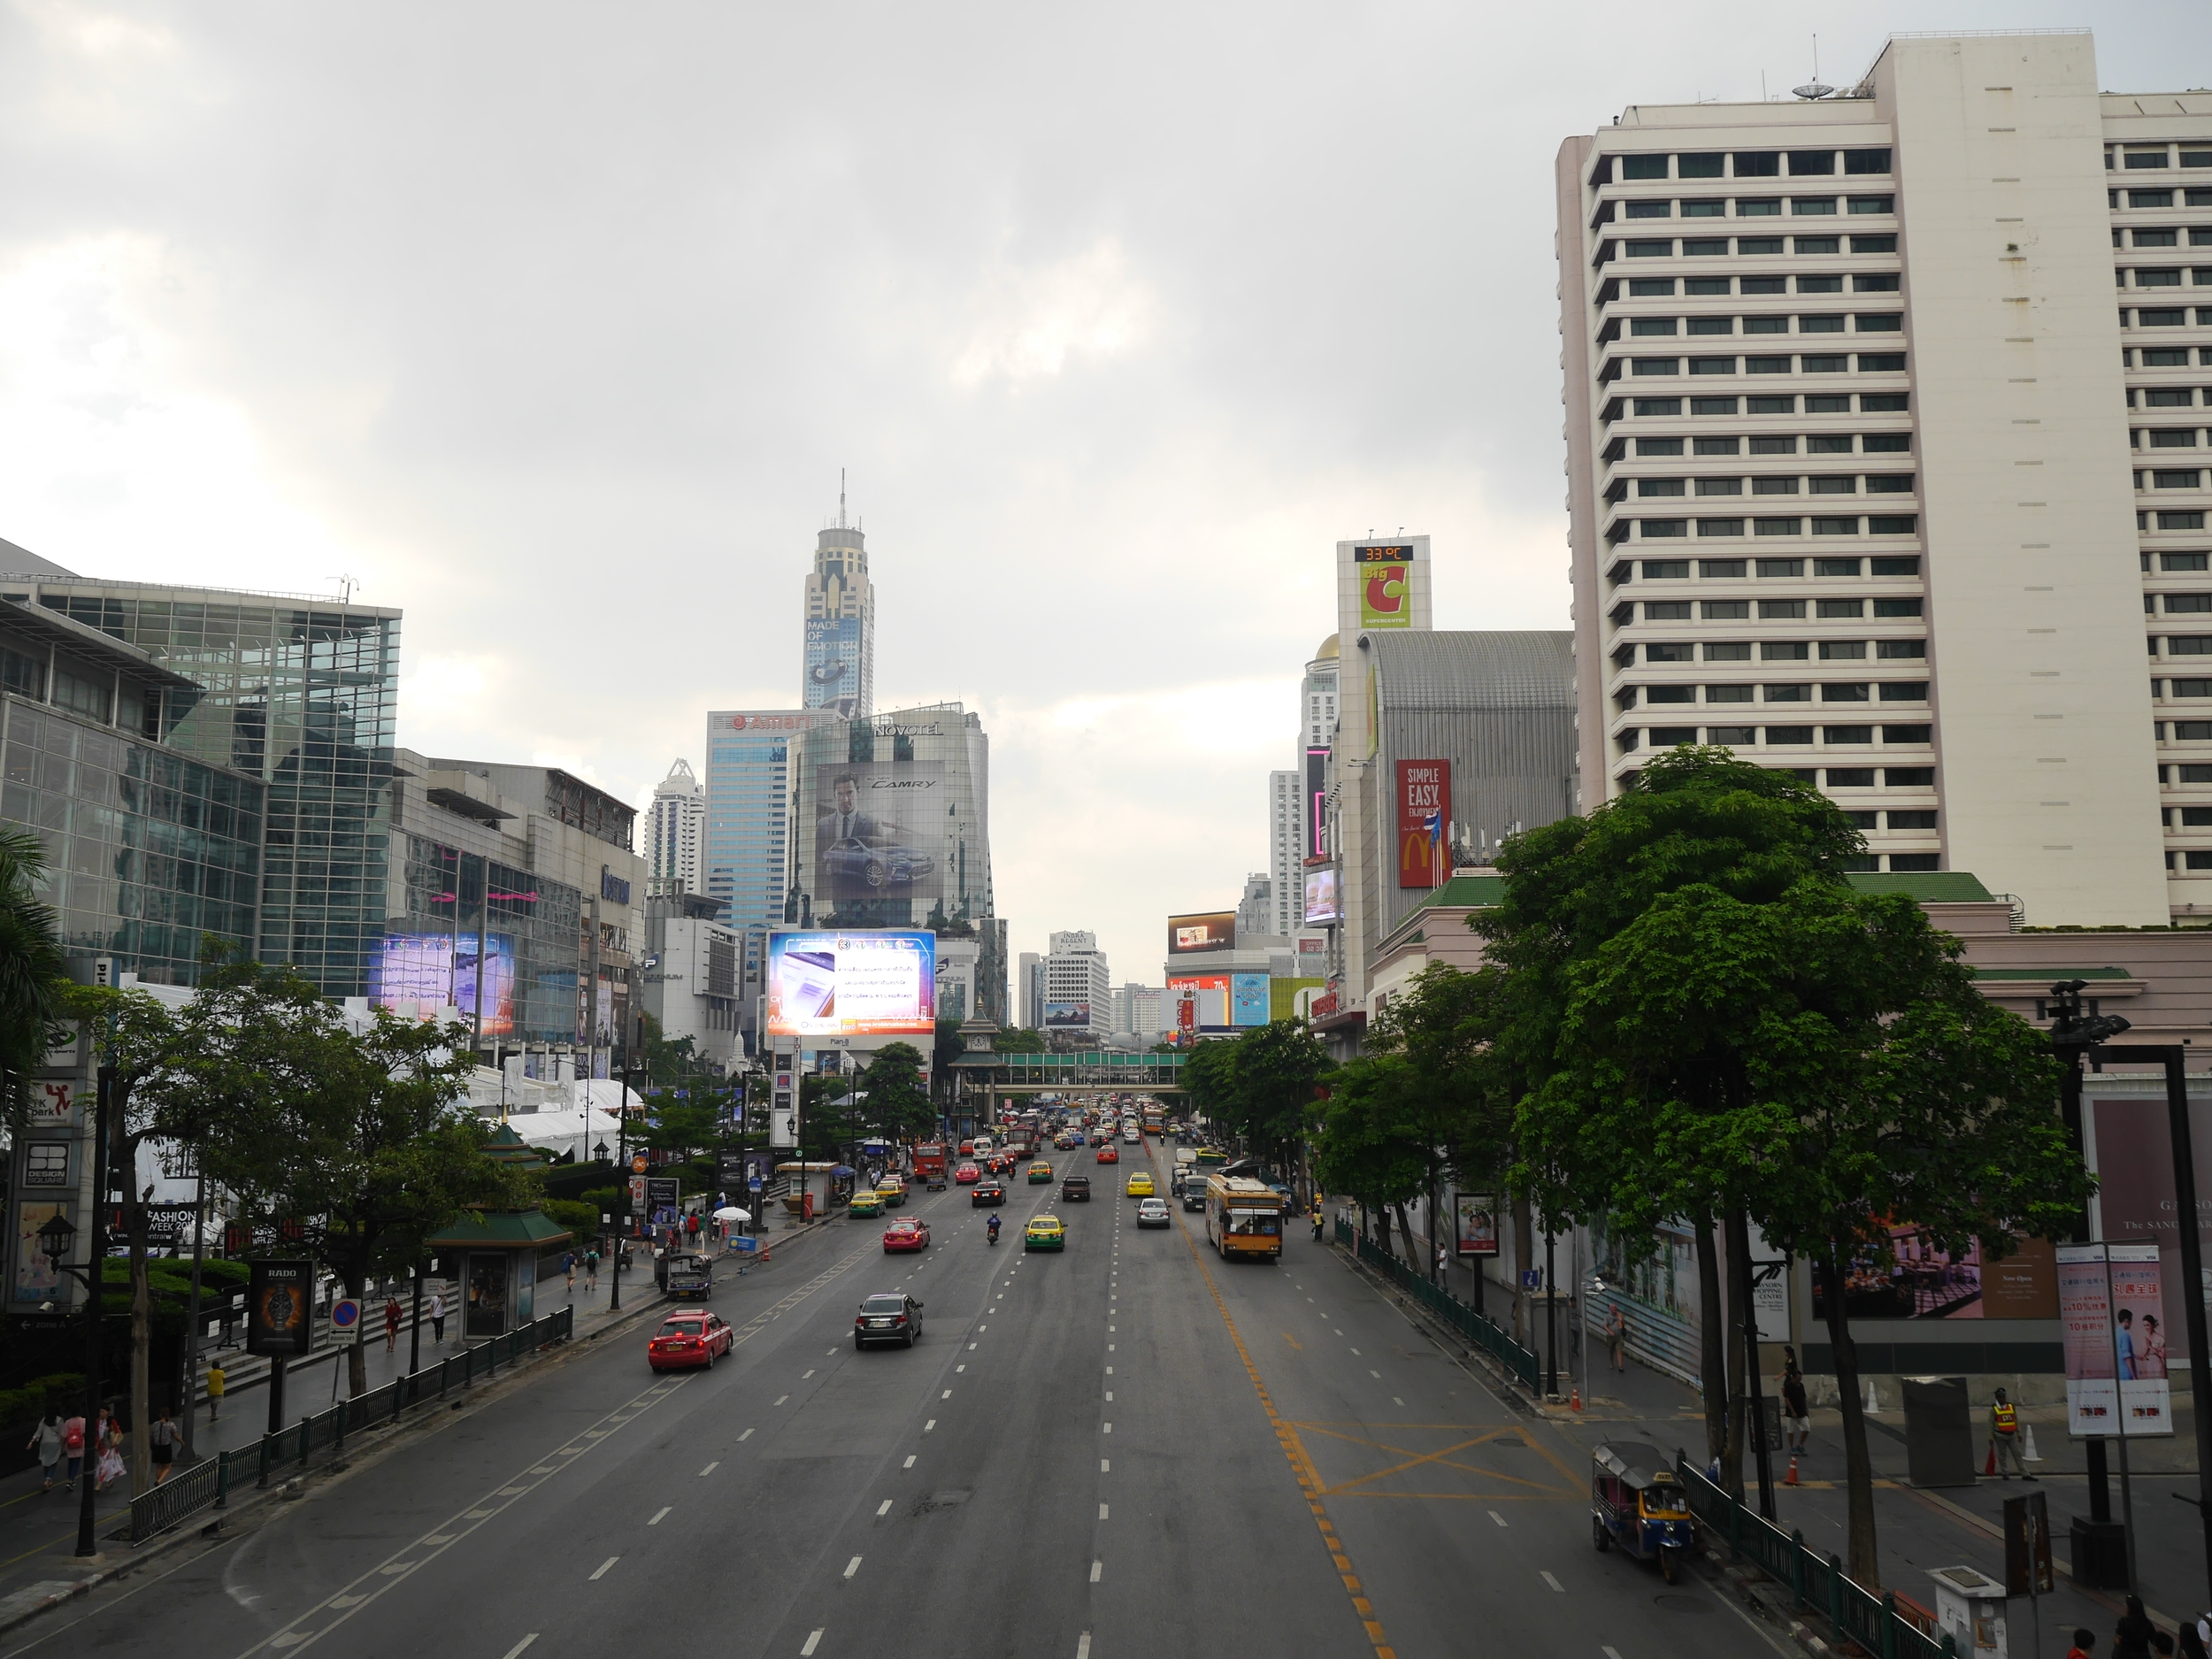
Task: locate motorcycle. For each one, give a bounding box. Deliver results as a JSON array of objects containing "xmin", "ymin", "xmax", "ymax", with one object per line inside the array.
[{"xmin": 987, "ymin": 1217, "xmax": 1002, "ymax": 1246}]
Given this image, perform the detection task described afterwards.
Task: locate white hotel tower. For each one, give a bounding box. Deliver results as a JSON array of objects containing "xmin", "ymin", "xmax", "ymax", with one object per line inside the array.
[{"xmin": 1559, "ymin": 31, "xmax": 2211, "ymax": 926}]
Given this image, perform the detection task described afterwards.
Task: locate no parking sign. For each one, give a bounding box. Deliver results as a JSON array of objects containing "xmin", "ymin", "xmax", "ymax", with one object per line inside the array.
[{"xmin": 330, "ymin": 1297, "xmax": 363, "ymax": 1335}]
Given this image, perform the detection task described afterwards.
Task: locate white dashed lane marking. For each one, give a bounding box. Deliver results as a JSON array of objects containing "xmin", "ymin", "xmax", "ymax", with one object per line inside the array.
[
  {"xmin": 649, "ymin": 1507, "xmax": 670, "ymax": 1525},
  {"xmin": 876, "ymin": 1500, "xmax": 894, "ymax": 1517},
  {"xmin": 1541, "ymin": 1571, "xmax": 1564, "ymax": 1593},
  {"xmin": 1490, "ymin": 1510, "xmax": 1509, "ymax": 1527},
  {"xmin": 844, "ymin": 1556, "xmax": 863, "ymax": 1579},
  {"xmin": 589, "ymin": 1557, "xmax": 619, "ymax": 1581},
  {"xmin": 802, "ymin": 1632, "xmax": 824, "ymax": 1656}
]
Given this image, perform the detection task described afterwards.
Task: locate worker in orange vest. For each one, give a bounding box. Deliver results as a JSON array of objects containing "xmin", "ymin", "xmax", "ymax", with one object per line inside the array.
[{"xmin": 1990, "ymin": 1388, "xmax": 2032, "ymax": 1480}]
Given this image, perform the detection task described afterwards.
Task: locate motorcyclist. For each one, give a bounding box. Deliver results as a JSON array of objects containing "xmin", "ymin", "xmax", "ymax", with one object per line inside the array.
[{"xmin": 987, "ymin": 1214, "xmax": 1001, "ymax": 1244}]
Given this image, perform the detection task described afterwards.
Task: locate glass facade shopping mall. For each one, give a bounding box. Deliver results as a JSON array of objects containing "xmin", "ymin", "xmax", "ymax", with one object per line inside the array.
[{"xmin": 12, "ymin": 577, "xmax": 400, "ymax": 998}]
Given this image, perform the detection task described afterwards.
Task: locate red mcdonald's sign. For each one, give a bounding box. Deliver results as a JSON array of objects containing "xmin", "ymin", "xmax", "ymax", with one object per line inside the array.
[{"xmin": 1396, "ymin": 759, "xmax": 1448, "ymax": 888}]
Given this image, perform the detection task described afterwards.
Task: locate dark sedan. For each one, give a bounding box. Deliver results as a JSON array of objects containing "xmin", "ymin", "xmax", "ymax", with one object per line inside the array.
[
  {"xmin": 971, "ymin": 1181, "xmax": 1007, "ymax": 1207},
  {"xmin": 1061, "ymin": 1175, "xmax": 1092, "ymax": 1202}
]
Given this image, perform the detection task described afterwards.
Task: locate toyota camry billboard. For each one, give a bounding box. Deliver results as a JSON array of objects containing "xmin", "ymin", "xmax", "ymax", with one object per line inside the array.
[{"xmin": 766, "ymin": 930, "xmax": 937, "ymax": 1039}]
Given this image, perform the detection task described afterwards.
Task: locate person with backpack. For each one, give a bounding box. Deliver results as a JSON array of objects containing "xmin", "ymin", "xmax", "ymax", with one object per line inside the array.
[
  {"xmin": 59, "ymin": 1410, "xmax": 86, "ymax": 1490},
  {"xmin": 25, "ymin": 1409, "xmax": 63, "ymax": 1493}
]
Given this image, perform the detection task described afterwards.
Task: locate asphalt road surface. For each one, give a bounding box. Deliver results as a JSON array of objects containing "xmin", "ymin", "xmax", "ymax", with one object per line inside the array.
[{"xmin": 2, "ymin": 1143, "xmax": 1790, "ymax": 1659}]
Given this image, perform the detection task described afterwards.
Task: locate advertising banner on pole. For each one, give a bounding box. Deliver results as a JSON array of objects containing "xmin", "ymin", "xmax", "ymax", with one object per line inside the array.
[
  {"xmin": 2057, "ymin": 1241, "xmax": 2173, "ymax": 1437},
  {"xmin": 247, "ymin": 1259, "xmax": 314, "ymax": 1356},
  {"xmin": 1396, "ymin": 760, "xmax": 1449, "ymax": 887},
  {"xmin": 1453, "ymin": 1193, "xmax": 1500, "ymax": 1257}
]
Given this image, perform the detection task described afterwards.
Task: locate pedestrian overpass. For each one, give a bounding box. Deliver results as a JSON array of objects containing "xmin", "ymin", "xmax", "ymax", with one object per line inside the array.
[{"xmin": 957, "ymin": 1051, "xmax": 1187, "ymax": 1096}]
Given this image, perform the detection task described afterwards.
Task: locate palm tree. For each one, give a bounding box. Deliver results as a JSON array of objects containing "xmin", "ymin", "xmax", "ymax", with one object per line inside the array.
[{"xmin": 0, "ymin": 824, "xmax": 69, "ymax": 1135}]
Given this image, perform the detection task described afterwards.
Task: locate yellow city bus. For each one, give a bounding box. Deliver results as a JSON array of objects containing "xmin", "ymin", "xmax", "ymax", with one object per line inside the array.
[{"xmin": 1203, "ymin": 1175, "xmax": 1284, "ymax": 1262}]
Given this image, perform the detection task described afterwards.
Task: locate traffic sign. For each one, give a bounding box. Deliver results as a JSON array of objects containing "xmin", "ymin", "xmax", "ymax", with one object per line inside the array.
[
  {"xmin": 1519, "ymin": 1270, "xmax": 1543, "ymax": 1291},
  {"xmin": 749, "ymin": 1175, "xmax": 763, "ymax": 1192},
  {"xmin": 330, "ymin": 1297, "xmax": 363, "ymax": 1334},
  {"xmin": 631, "ymin": 1154, "xmax": 649, "ymax": 1174}
]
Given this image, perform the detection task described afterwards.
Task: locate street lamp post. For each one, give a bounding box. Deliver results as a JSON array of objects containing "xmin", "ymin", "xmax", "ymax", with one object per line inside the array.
[
  {"xmin": 611, "ymin": 1071, "xmax": 633, "ymax": 1313},
  {"xmin": 40, "ymin": 1063, "xmax": 112, "ymax": 1558}
]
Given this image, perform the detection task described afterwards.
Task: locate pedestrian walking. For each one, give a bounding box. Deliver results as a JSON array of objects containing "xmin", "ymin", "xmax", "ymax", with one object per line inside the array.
[
  {"xmin": 429, "ymin": 1288, "xmax": 446, "ymax": 1345},
  {"xmin": 2115, "ymin": 1594, "xmax": 2158, "ymax": 1659},
  {"xmin": 2067, "ymin": 1629, "xmax": 2098, "ymax": 1659},
  {"xmin": 585, "ymin": 1248, "xmax": 599, "ymax": 1292},
  {"xmin": 60, "ymin": 1410, "xmax": 85, "ymax": 1490},
  {"xmin": 150, "ymin": 1408, "xmax": 180, "ymax": 1485},
  {"xmin": 564, "ymin": 1250, "xmax": 576, "ymax": 1293},
  {"xmin": 1782, "ymin": 1351, "xmax": 1810, "ymax": 1454},
  {"xmin": 206, "ymin": 1357, "xmax": 226, "ymax": 1423},
  {"xmin": 1436, "ymin": 1242, "xmax": 1449, "ymax": 1281},
  {"xmin": 94, "ymin": 1413, "xmax": 124, "ymax": 1489},
  {"xmin": 1604, "ymin": 1304, "xmax": 1628, "ymax": 1373},
  {"xmin": 384, "ymin": 1294, "xmax": 402, "ymax": 1353},
  {"xmin": 2179, "ymin": 1618, "xmax": 2210, "ymax": 1659},
  {"xmin": 1988, "ymin": 1387, "xmax": 2031, "ymax": 1479},
  {"xmin": 26, "ymin": 1409, "xmax": 63, "ymax": 1492}
]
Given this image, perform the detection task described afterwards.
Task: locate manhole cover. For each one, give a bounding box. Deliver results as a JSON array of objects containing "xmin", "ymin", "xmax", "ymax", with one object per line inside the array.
[{"xmin": 1655, "ymin": 1594, "xmax": 1709, "ymax": 1614}]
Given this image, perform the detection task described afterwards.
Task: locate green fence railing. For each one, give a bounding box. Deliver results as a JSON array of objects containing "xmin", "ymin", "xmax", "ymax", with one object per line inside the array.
[
  {"xmin": 127, "ymin": 1304, "xmax": 574, "ymax": 1544},
  {"xmin": 1675, "ymin": 1454, "xmax": 1956, "ymax": 1659},
  {"xmin": 1338, "ymin": 1217, "xmax": 1541, "ymax": 1392}
]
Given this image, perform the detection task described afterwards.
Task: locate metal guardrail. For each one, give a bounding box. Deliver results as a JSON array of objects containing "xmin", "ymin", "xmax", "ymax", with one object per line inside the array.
[
  {"xmin": 126, "ymin": 1304, "xmax": 574, "ymax": 1544},
  {"xmin": 1339, "ymin": 1218, "xmax": 1542, "ymax": 1392},
  {"xmin": 1675, "ymin": 1455, "xmax": 1956, "ymax": 1659}
]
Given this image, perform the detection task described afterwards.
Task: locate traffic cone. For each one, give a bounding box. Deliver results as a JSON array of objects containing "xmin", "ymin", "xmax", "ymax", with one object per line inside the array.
[
  {"xmin": 2024, "ymin": 1424, "xmax": 2042, "ymax": 1464},
  {"xmin": 1984, "ymin": 1442, "xmax": 1997, "ymax": 1477},
  {"xmin": 1570, "ymin": 1385, "xmax": 1581, "ymax": 1411},
  {"xmin": 1785, "ymin": 1450, "xmax": 1801, "ymax": 1486}
]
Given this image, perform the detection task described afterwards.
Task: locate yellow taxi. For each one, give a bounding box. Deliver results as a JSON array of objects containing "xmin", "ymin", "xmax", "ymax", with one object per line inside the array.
[
  {"xmin": 1024, "ymin": 1215, "xmax": 1066, "ymax": 1252},
  {"xmin": 1027, "ymin": 1160, "xmax": 1054, "ymax": 1184},
  {"xmin": 1125, "ymin": 1171, "xmax": 1156, "ymax": 1199},
  {"xmin": 849, "ymin": 1188, "xmax": 885, "ymax": 1217},
  {"xmin": 875, "ymin": 1175, "xmax": 908, "ymax": 1208}
]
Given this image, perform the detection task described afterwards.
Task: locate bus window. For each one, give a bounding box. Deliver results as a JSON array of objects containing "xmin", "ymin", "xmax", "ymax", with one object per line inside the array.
[{"xmin": 1226, "ymin": 1210, "xmax": 1279, "ymax": 1237}]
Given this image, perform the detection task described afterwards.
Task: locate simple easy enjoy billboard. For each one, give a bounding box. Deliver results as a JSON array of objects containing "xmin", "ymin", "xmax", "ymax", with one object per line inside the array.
[
  {"xmin": 1396, "ymin": 760, "xmax": 1449, "ymax": 888},
  {"xmin": 766, "ymin": 930, "xmax": 937, "ymax": 1039}
]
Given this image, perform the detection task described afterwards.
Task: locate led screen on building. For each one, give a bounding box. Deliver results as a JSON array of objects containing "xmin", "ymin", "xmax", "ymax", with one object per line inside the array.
[
  {"xmin": 1302, "ymin": 864, "xmax": 1340, "ymax": 926},
  {"xmin": 1043, "ymin": 999, "xmax": 1092, "ymax": 1029},
  {"xmin": 1166, "ymin": 911, "xmax": 1236, "ymax": 956},
  {"xmin": 1231, "ymin": 972, "xmax": 1269, "ymax": 1027},
  {"xmin": 370, "ymin": 932, "xmax": 517, "ymax": 1035},
  {"xmin": 1168, "ymin": 972, "xmax": 1231, "ymax": 1031},
  {"xmin": 766, "ymin": 929, "xmax": 937, "ymax": 1038}
]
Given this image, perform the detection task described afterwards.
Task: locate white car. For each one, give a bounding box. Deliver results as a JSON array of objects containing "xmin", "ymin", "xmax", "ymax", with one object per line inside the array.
[
  {"xmin": 1122, "ymin": 1129, "xmax": 1140, "ymax": 1145},
  {"xmin": 1135, "ymin": 1197, "xmax": 1171, "ymax": 1229}
]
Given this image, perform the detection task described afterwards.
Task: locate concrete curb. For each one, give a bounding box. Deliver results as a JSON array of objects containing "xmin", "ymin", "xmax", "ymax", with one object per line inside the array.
[{"xmin": 0, "ymin": 1219, "xmax": 844, "ymax": 1640}]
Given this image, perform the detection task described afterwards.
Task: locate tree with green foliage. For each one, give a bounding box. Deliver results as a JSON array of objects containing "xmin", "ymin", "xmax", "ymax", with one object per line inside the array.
[
  {"xmin": 993, "ymin": 1027, "xmax": 1048, "ymax": 1054},
  {"xmin": 1490, "ymin": 749, "xmax": 2087, "ymax": 1587},
  {"xmin": 0, "ymin": 825, "xmax": 69, "ymax": 1140},
  {"xmin": 1311, "ymin": 1054, "xmax": 1425, "ymax": 1257},
  {"xmin": 862, "ymin": 1041, "xmax": 936, "ymax": 1143}
]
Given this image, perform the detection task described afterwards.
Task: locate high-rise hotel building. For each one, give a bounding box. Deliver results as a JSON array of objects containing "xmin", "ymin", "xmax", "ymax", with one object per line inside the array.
[
  {"xmin": 803, "ymin": 517, "xmax": 874, "ymax": 720},
  {"xmin": 1559, "ymin": 32, "xmax": 2211, "ymax": 925}
]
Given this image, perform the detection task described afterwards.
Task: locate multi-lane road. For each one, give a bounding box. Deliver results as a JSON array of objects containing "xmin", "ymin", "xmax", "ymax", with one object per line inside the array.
[{"xmin": 3, "ymin": 1139, "xmax": 1787, "ymax": 1659}]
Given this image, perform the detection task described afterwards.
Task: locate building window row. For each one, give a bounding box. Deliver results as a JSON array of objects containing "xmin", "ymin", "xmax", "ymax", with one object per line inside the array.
[
  {"xmin": 1595, "ymin": 148, "xmax": 1893, "ymax": 183},
  {"xmin": 2128, "ymin": 348, "xmax": 2212, "ymax": 367},
  {"xmin": 2125, "ymin": 307, "xmax": 2212, "ymax": 327},
  {"xmin": 1626, "ymin": 598, "xmax": 1924, "ymax": 622},
  {"xmin": 1624, "ymin": 474, "xmax": 1914, "ymax": 497},
  {"xmin": 2113, "ymin": 145, "xmax": 2212, "ymax": 172},
  {"xmin": 1619, "ymin": 680, "xmax": 1927, "ymax": 703},
  {"xmin": 1617, "ymin": 314, "xmax": 1901, "ymax": 339},
  {"xmin": 2117, "ymin": 227, "xmax": 2212, "ymax": 248},
  {"xmin": 1617, "ymin": 234, "xmax": 1898, "ymax": 260},
  {"xmin": 2121, "ymin": 266, "xmax": 2212, "ymax": 285},
  {"xmin": 1622, "ymin": 556, "xmax": 1920, "ymax": 580},
  {"xmin": 2133, "ymin": 388, "xmax": 2212, "ymax": 408},
  {"xmin": 1609, "ymin": 196, "xmax": 1893, "ymax": 221},
  {"xmin": 1626, "ymin": 640, "xmax": 1925, "ymax": 664},
  {"xmin": 1623, "ymin": 516, "xmax": 1919, "ymax": 540},
  {"xmin": 1626, "ymin": 393, "xmax": 1908, "ymax": 419},
  {"xmin": 1611, "ymin": 273, "xmax": 1898, "ymax": 302},
  {"xmin": 1623, "ymin": 352, "xmax": 1908, "ymax": 376},
  {"xmin": 2110, "ymin": 189, "xmax": 2212, "ymax": 208},
  {"xmin": 1620, "ymin": 724, "xmax": 1932, "ymax": 749},
  {"xmin": 1617, "ymin": 433, "xmax": 1910, "ymax": 459},
  {"xmin": 2140, "ymin": 469, "xmax": 2208, "ymax": 489}
]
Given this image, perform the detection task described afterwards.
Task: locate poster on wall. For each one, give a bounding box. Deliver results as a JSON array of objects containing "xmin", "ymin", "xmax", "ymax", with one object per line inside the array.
[
  {"xmin": 370, "ymin": 933, "xmax": 517, "ymax": 1034},
  {"xmin": 766, "ymin": 930, "xmax": 937, "ymax": 1039},
  {"xmin": 1302, "ymin": 864, "xmax": 1340, "ymax": 926},
  {"xmin": 1169, "ymin": 973, "xmax": 1232, "ymax": 1031},
  {"xmin": 1043, "ymin": 1000, "xmax": 1092, "ymax": 1030},
  {"xmin": 1453, "ymin": 1193, "xmax": 1499, "ymax": 1257},
  {"xmin": 1355, "ymin": 543, "xmax": 1417, "ymax": 630},
  {"xmin": 1807, "ymin": 1221, "xmax": 2058, "ymax": 1322},
  {"xmin": 811, "ymin": 762, "xmax": 944, "ymax": 916},
  {"xmin": 1396, "ymin": 760, "xmax": 1449, "ymax": 887},
  {"xmin": 2057, "ymin": 1242, "xmax": 2172, "ymax": 1438},
  {"xmin": 2086, "ymin": 1092, "xmax": 2212, "ymax": 1359},
  {"xmin": 803, "ymin": 618, "xmax": 863, "ymax": 717},
  {"xmin": 12, "ymin": 1201, "xmax": 66, "ymax": 1301}
]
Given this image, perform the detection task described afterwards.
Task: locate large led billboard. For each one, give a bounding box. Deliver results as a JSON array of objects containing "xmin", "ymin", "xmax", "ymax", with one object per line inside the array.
[
  {"xmin": 1231, "ymin": 972, "xmax": 1269, "ymax": 1027},
  {"xmin": 1302, "ymin": 864, "xmax": 1340, "ymax": 926},
  {"xmin": 1166, "ymin": 911, "xmax": 1236, "ymax": 956},
  {"xmin": 1043, "ymin": 999, "xmax": 1092, "ymax": 1029},
  {"xmin": 813, "ymin": 760, "xmax": 945, "ymax": 918},
  {"xmin": 766, "ymin": 930, "xmax": 937, "ymax": 1039},
  {"xmin": 370, "ymin": 932, "xmax": 516, "ymax": 1035},
  {"xmin": 1168, "ymin": 972, "xmax": 1231, "ymax": 1031}
]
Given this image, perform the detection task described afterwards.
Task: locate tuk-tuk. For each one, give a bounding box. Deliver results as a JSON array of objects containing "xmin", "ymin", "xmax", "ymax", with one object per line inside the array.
[
  {"xmin": 662, "ymin": 1251, "xmax": 713, "ymax": 1301},
  {"xmin": 1590, "ymin": 1440, "xmax": 1695, "ymax": 1582}
]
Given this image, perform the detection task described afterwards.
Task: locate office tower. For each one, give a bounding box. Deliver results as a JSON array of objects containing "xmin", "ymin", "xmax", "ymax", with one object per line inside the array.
[
  {"xmin": 705, "ymin": 709, "xmax": 836, "ymax": 1031},
  {"xmin": 1558, "ymin": 32, "xmax": 2208, "ymax": 925},
  {"xmin": 2, "ymin": 547, "xmax": 401, "ymax": 996},
  {"xmin": 1113, "ymin": 982, "xmax": 1164, "ymax": 1038},
  {"xmin": 1326, "ymin": 537, "xmax": 1432, "ymax": 1001},
  {"xmin": 1235, "ymin": 872, "xmax": 1273, "ymax": 939},
  {"xmin": 803, "ymin": 490, "xmax": 874, "ymax": 719},
  {"xmin": 1043, "ymin": 929, "xmax": 1110, "ymax": 1038},
  {"xmin": 1268, "ymin": 772, "xmax": 1302, "ymax": 935},
  {"xmin": 646, "ymin": 757, "xmax": 706, "ymax": 896},
  {"xmin": 787, "ymin": 703, "xmax": 995, "ymax": 932},
  {"xmin": 975, "ymin": 916, "xmax": 1010, "ymax": 1025},
  {"xmin": 1300, "ymin": 634, "xmax": 1340, "ymax": 858},
  {"xmin": 1018, "ymin": 951, "xmax": 1043, "ymax": 1032}
]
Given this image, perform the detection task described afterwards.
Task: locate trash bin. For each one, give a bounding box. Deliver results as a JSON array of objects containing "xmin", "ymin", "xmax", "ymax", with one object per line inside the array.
[{"xmin": 1901, "ymin": 1375, "xmax": 1977, "ymax": 1487}]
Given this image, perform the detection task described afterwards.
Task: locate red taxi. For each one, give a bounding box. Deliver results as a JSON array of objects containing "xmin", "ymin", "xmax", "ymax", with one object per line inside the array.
[
  {"xmin": 883, "ymin": 1217, "xmax": 932, "ymax": 1253},
  {"xmin": 1095, "ymin": 1143, "xmax": 1120, "ymax": 1164},
  {"xmin": 955, "ymin": 1163, "xmax": 982, "ymax": 1184},
  {"xmin": 648, "ymin": 1310, "xmax": 733, "ymax": 1371}
]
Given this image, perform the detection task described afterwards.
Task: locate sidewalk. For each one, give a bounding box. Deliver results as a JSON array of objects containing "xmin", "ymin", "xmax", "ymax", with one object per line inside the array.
[
  {"xmin": 0, "ymin": 1222, "xmax": 835, "ymax": 1631},
  {"xmin": 1538, "ymin": 1351, "xmax": 2206, "ymax": 1650}
]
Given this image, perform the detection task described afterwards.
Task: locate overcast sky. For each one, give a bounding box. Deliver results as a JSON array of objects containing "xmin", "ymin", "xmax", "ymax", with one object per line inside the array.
[{"xmin": 0, "ymin": 3, "xmax": 2201, "ymax": 992}]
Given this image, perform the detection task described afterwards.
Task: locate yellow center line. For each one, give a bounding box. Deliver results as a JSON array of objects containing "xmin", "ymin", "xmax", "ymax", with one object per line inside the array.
[{"xmin": 1177, "ymin": 1213, "xmax": 1396, "ymax": 1659}]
